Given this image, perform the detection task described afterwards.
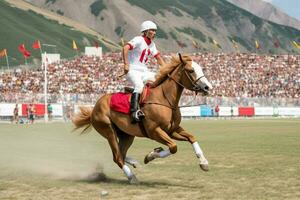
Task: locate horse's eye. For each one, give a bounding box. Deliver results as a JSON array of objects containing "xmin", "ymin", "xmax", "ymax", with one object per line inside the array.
[
  {"xmin": 189, "ymin": 69, "xmax": 194, "ymax": 73},
  {"xmin": 184, "ymin": 63, "xmax": 194, "ymax": 73}
]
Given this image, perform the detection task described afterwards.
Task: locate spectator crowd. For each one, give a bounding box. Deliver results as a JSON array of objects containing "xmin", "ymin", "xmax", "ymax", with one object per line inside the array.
[{"xmin": 0, "ymin": 53, "xmax": 299, "ymax": 104}]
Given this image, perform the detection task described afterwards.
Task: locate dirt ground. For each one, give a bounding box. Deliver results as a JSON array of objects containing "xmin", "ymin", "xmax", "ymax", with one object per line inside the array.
[{"xmin": 0, "ymin": 119, "xmax": 300, "ymax": 199}]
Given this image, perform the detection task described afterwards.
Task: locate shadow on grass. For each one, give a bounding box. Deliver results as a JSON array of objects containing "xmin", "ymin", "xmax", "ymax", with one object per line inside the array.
[{"xmin": 75, "ymin": 172, "xmax": 202, "ymax": 189}]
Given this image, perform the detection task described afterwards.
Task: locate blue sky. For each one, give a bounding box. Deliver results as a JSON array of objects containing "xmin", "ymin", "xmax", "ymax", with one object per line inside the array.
[{"xmin": 263, "ymin": 0, "xmax": 300, "ymax": 20}]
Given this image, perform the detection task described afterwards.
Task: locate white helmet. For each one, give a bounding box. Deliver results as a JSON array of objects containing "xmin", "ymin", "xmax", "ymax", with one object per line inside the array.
[{"xmin": 140, "ymin": 20, "xmax": 157, "ymax": 32}]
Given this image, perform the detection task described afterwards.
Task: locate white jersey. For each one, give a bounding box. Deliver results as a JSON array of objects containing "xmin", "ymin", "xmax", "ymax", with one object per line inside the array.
[{"xmin": 127, "ymin": 36, "xmax": 159, "ymax": 71}]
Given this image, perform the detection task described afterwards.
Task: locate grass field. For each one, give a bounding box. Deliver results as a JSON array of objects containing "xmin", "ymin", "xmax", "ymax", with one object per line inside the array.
[{"xmin": 0, "ymin": 119, "xmax": 300, "ymax": 200}]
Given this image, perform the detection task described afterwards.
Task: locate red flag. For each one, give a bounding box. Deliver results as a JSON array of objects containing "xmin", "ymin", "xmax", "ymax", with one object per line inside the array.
[
  {"xmin": 18, "ymin": 44, "xmax": 26, "ymax": 53},
  {"xmin": 94, "ymin": 41, "xmax": 99, "ymax": 48},
  {"xmin": 274, "ymin": 40, "xmax": 280, "ymax": 48},
  {"xmin": 23, "ymin": 50, "xmax": 31, "ymax": 58},
  {"xmin": 32, "ymin": 40, "xmax": 41, "ymax": 49}
]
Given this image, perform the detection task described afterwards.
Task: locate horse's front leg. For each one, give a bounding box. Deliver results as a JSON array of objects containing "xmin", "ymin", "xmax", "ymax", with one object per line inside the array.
[
  {"xmin": 144, "ymin": 127, "xmax": 177, "ymax": 164},
  {"xmin": 171, "ymin": 127, "xmax": 209, "ymax": 171}
]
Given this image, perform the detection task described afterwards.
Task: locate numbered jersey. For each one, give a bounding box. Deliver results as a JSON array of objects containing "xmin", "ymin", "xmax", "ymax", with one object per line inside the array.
[{"xmin": 127, "ymin": 36, "xmax": 159, "ymax": 71}]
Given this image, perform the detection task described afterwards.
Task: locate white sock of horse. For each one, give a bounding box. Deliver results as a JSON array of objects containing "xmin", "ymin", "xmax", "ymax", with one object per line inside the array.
[
  {"xmin": 122, "ymin": 165, "xmax": 133, "ymax": 179},
  {"xmin": 192, "ymin": 142, "xmax": 208, "ymax": 164},
  {"xmin": 157, "ymin": 149, "xmax": 172, "ymax": 158}
]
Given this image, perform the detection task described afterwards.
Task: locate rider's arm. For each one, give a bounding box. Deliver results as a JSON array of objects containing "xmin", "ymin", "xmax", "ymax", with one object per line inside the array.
[
  {"xmin": 155, "ymin": 54, "xmax": 165, "ymax": 68},
  {"xmin": 122, "ymin": 44, "xmax": 131, "ymax": 74}
]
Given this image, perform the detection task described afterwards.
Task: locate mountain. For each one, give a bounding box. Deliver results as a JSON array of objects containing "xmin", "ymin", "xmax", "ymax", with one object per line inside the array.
[
  {"xmin": 0, "ymin": 0, "xmax": 119, "ymax": 68},
  {"xmin": 23, "ymin": 0, "xmax": 300, "ymax": 55},
  {"xmin": 226, "ymin": 0, "xmax": 300, "ymax": 31}
]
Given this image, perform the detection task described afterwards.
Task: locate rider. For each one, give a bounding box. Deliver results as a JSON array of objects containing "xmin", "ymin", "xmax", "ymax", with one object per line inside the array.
[{"xmin": 122, "ymin": 20, "xmax": 165, "ymax": 123}]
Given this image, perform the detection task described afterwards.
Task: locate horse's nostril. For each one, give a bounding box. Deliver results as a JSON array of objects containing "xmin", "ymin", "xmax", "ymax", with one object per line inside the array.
[{"xmin": 204, "ymin": 86, "xmax": 209, "ymax": 90}]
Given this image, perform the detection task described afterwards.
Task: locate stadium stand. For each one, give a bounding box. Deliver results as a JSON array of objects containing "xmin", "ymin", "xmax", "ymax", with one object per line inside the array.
[{"xmin": 1, "ymin": 53, "xmax": 299, "ymax": 101}]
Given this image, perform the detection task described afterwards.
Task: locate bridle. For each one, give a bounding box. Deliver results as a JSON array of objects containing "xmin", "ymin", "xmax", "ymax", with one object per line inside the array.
[{"xmin": 167, "ymin": 53, "xmax": 206, "ymax": 92}]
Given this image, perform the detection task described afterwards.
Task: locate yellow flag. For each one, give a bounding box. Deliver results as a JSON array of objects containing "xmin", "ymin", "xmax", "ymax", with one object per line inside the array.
[
  {"xmin": 0, "ymin": 49, "xmax": 7, "ymax": 57},
  {"xmin": 72, "ymin": 40, "xmax": 78, "ymax": 50},
  {"xmin": 212, "ymin": 39, "xmax": 221, "ymax": 49},
  {"xmin": 255, "ymin": 40, "xmax": 260, "ymax": 49},
  {"xmin": 292, "ymin": 41, "xmax": 300, "ymax": 49},
  {"xmin": 231, "ymin": 39, "xmax": 239, "ymax": 49},
  {"xmin": 192, "ymin": 40, "xmax": 199, "ymax": 49}
]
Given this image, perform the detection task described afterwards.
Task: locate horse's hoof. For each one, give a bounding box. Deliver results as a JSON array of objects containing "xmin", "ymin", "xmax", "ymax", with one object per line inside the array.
[
  {"xmin": 144, "ymin": 152, "xmax": 156, "ymax": 164},
  {"xmin": 144, "ymin": 147, "xmax": 163, "ymax": 164},
  {"xmin": 129, "ymin": 174, "xmax": 139, "ymax": 184},
  {"xmin": 199, "ymin": 164, "xmax": 209, "ymax": 171},
  {"xmin": 144, "ymin": 154, "xmax": 151, "ymax": 164}
]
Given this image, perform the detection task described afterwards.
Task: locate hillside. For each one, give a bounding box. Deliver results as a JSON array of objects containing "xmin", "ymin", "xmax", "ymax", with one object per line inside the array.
[
  {"xmin": 226, "ymin": 0, "xmax": 300, "ymax": 31},
  {"xmin": 26, "ymin": 0, "xmax": 300, "ymax": 54},
  {"xmin": 0, "ymin": 0, "xmax": 119, "ymax": 68}
]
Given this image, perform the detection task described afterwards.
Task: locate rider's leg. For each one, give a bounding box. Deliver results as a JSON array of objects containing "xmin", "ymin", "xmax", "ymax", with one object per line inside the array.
[
  {"xmin": 130, "ymin": 70, "xmax": 156, "ymax": 122},
  {"xmin": 130, "ymin": 92, "xmax": 145, "ymax": 123},
  {"xmin": 127, "ymin": 70, "xmax": 145, "ymax": 123}
]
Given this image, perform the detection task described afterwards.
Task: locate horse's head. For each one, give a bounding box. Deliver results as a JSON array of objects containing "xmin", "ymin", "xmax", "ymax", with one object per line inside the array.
[
  {"xmin": 177, "ymin": 54, "xmax": 212, "ymax": 94},
  {"xmin": 153, "ymin": 53, "xmax": 212, "ymax": 95}
]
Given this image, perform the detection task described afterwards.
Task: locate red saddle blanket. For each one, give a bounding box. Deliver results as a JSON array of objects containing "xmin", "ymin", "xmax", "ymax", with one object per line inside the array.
[
  {"xmin": 110, "ymin": 92, "xmax": 131, "ymax": 114},
  {"xmin": 110, "ymin": 86, "xmax": 151, "ymax": 114}
]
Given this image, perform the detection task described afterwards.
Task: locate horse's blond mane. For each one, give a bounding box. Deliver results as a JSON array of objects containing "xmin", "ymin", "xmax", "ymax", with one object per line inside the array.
[{"xmin": 152, "ymin": 54, "xmax": 192, "ymax": 87}]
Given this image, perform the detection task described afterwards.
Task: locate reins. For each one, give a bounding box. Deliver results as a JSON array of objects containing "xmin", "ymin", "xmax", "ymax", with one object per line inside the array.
[
  {"xmin": 166, "ymin": 54, "xmax": 207, "ymax": 108},
  {"xmin": 145, "ymin": 53, "xmax": 202, "ymax": 110}
]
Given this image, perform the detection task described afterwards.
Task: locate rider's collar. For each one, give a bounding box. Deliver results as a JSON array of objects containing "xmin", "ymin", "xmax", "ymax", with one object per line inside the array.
[{"xmin": 143, "ymin": 36, "xmax": 152, "ymax": 46}]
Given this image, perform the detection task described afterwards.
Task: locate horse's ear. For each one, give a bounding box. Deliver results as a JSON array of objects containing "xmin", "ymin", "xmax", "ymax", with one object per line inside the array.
[{"xmin": 178, "ymin": 53, "xmax": 184, "ymax": 63}]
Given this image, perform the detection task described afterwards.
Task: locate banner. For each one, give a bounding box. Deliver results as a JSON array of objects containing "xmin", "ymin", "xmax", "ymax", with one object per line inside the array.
[
  {"xmin": 200, "ymin": 105, "xmax": 213, "ymax": 117},
  {"xmin": 0, "ymin": 104, "xmax": 20, "ymax": 116},
  {"xmin": 180, "ymin": 106, "xmax": 200, "ymax": 117},
  {"xmin": 22, "ymin": 104, "xmax": 45, "ymax": 116},
  {"xmin": 238, "ymin": 107, "xmax": 254, "ymax": 116},
  {"xmin": 85, "ymin": 47, "xmax": 102, "ymax": 58},
  {"xmin": 254, "ymin": 107, "xmax": 274, "ymax": 116},
  {"xmin": 219, "ymin": 106, "xmax": 238, "ymax": 116},
  {"xmin": 277, "ymin": 107, "xmax": 300, "ymax": 116}
]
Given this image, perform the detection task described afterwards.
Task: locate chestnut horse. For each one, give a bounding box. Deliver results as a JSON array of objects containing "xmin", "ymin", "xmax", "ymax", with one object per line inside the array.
[{"xmin": 72, "ymin": 54, "xmax": 212, "ymax": 184}]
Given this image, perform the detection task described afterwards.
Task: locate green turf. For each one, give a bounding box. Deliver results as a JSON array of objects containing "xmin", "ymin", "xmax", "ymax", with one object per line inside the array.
[
  {"xmin": 0, "ymin": 1, "xmax": 111, "ymax": 68},
  {"xmin": 0, "ymin": 119, "xmax": 299, "ymax": 199}
]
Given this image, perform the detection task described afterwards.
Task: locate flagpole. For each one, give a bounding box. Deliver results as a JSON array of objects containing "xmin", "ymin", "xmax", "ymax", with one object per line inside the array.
[
  {"xmin": 44, "ymin": 52, "xmax": 48, "ymax": 123},
  {"xmin": 39, "ymin": 43, "xmax": 43, "ymax": 59},
  {"xmin": 25, "ymin": 57, "xmax": 27, "ymax": 66},
  {"xmin": 5, "ymin": 53, "xmax": 9, "ymax": 70}
]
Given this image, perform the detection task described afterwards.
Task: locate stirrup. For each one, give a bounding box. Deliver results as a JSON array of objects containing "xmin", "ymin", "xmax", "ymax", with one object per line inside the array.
[
  {"xmin": 136, "ymin": 110, "xmax": 145, "ymax": 119},
  {"xmin": 131, "ymin": 110, "xmax": 145, "ymax": 123}
]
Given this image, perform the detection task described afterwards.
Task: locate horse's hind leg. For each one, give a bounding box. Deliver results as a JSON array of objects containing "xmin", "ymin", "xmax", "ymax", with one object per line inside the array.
[
  {"xmin": 114, "ymin": 127, "xmax": 138, "ymax": 168},
  {"xmin": 93, "ymin": 124, "xmax": 138, "ymax": 184},
  {"xmin": 172, "ymin": 126, "xmax": 209, "ymax": 171}
]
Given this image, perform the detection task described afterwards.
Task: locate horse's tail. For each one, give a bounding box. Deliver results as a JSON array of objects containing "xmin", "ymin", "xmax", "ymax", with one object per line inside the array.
[{"xmin": 72, "ymin": 106, "xmax": 93, "ymax": 134}]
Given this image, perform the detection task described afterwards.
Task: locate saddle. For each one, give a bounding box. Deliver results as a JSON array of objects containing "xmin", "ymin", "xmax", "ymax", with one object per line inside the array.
[{"xmin": 110, "ymin": 86, "xmax": 151, "ymax": 114}]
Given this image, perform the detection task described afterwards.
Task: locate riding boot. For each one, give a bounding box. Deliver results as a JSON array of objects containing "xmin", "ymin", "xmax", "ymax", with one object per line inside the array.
[{"xmin": 130, "ymin": 92, "xmax": 145, "ymax": 123}]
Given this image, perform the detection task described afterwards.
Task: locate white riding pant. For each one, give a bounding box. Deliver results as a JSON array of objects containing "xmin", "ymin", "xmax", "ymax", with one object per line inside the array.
[{"xmin": 126, "ymin": 68, "xmax": 156, "ymax": 93}]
